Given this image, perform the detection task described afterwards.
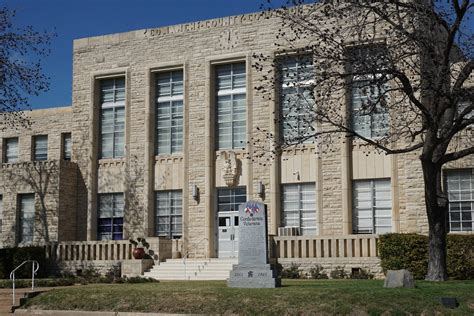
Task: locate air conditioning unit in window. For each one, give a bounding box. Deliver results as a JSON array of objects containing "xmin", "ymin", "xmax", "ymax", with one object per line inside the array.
[{"xmin": 278, "ymin": 227, "xmax": 300, "ymax": 236}]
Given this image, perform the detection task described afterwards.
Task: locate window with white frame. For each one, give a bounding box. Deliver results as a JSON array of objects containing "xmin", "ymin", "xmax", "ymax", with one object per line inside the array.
[
  {"xmin": 33, "ymin": 135, "xmax": 48, "ymax": 161},
  {"xmin": 63, "ymin": 133, "xmax": 71, "ymax": 161},
  {"xmin": 5, "ymin": 138, "xmax": 18, "ymax": 163},
  {"xmin": 216, "ymin": 63, "xmax": 246, "ymax": 150},
  {"xmin": 97, "ymin": 193, "xmax": 124, "ymax": 240},
  {"xmin": 281, "ymin": 183, "xmax": 316, "ymax": 235},
  {"xmin": 217, "ymin": 187, "xmax": 247, "ymax": 213},
  {"xmin": 99, "ymin": 78, "xmax": 125, "ymax": 159},
  {"xmin": 351, "ymin": 78, "xmax": 389, "ymax": 139},
  {"xmin": 280, "ymin": 56, "xmax": 315, "ymax": 144},
  {"xmin": 19, "ymin": 194, "xmax": 35, "ymax": 243},
  {"xmin": 155, "ymin": 71, "xmax": 184, "ymax": 155},
  {"xmin": 155, "ymin": 190, "xmax": 182, "ymax": 238},
  {"xmin": 0, "ymin": 195, "xmax": 3, "ymax": 233},
  {"xmin": 446, "ymin": 169, "xmax": 473, "ymax": 232},
  {"xmin": 352, "ymin": 179, "xmax": 392, "ymax": 234}
]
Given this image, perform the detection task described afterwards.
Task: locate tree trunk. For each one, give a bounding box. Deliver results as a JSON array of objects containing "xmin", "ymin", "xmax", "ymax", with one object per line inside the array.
[{"xmin": 421, "ymin": 159, "xmax": 448, "ymax": 281}]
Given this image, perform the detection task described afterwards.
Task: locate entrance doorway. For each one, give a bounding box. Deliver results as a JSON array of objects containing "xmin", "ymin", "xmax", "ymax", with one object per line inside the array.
[{"xmin": 216, "ymin": 187, "xmax": 246, "ymax": 258}]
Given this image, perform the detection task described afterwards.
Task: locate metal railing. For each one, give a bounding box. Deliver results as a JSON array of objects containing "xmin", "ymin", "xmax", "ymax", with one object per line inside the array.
[
  {"xmin": 183, "ymin": 238, "xmax": 208, "ymax": 280},
  {"xmin": 10, "ymin": 260, "xmax": 39, "ymax": 306}
]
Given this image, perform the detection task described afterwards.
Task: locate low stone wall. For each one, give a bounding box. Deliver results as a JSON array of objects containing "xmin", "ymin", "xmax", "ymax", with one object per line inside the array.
[
  {"xmin": 277, "ymin": 257, "xmax": 383, "ymax": 279},
  {"xmin": 121, "ymin": 259, "xmax": 154, "ymax": 277},
  {"xmin": 56, "ymin": 260, "xmax": 121, "ymax": 276}
]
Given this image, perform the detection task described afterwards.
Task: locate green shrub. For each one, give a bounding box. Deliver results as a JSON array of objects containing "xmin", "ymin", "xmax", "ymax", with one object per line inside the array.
[
  {"xmin": 308, "ymin": 264, "xmax": 328, "ymax": 279},
  {"xmin": 378, "ymin": 234, "xmax": 428, "ymax": 279},
  {"xmin": 447, "ymin": 234, "xmax": 474, "ymax": 280},
  {"xmin": 81, "ymin": 265, "xmax": 100, "ymax": 280},
  {"xmin": 0, "ymin": 248, "xmax": 16, "ymax": 279},
  {"xmin": 0, "ymin": 278, "xmax": 75, "ymax": 288},
  {"xmin": 124, "ymin": 276, "xmax": 157, "ymax": 283},
  {"xmin": 329, "ymin": 266, "xmax": 347, "ymax": 279},
  {"xmin": 350, "ymin": 268, "xmax": 374, "ymax": 279},
  {"xmin": 0, "ymin": 247, "xmax": 50, "ymax": 279},
  {"xmin": 378, "ymin": 233, "xmax": 474, "ymax": 280},
  {"xmin": 280, "ymin": 262, "xmax": 301, "ymax": 279}
]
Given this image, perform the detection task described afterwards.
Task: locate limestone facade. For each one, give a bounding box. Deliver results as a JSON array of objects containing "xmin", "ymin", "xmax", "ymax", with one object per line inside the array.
[{"xmin": 0, "ymin": 9, "xmax": 472, "ymax": 258}]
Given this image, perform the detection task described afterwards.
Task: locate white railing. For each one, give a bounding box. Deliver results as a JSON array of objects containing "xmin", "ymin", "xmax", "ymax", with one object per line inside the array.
[
  {"xmin": 10, "ymin": 260, "xmax": 39, "ymax": 306},
  {"xmin": 273, "ymin": 235, "xmax": 379, "ymax": 259},
  {"xmin": 183, "ymin": 238, "xmax": 208, "ymax": 280},
  {"xmin": 44, "ymin": 237, "xmax": 173, "ymax": 262},
  {"xmin": 44, "ymin": 240, "xmax": 134, "ymax": 261}
]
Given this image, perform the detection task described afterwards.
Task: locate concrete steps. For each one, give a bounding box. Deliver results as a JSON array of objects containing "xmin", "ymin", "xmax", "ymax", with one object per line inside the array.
[{"xmin": 144, "ymin": 258, "xmax": 237, "ymax": 280}]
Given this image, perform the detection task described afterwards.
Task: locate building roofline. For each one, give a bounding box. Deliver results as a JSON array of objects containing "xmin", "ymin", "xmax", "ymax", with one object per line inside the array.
[{"xmin": 73, "ymin": 8, "xmax": 278, "ymax": 50}]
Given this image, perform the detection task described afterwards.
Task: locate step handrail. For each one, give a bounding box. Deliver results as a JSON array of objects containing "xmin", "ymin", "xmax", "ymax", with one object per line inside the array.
[
  {"xmin": 183, "ymin": 238, "xmax": 208, "ymax": 280},
  {"xmin": 9, "ymin": 260, "xmax": 39, "ymax": 306}
]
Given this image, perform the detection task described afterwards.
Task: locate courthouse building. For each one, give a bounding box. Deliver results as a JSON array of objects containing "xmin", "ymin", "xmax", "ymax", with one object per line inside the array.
[{"xmin": 0, "ymin": 7, "xmax": 472, "ymax": 274}]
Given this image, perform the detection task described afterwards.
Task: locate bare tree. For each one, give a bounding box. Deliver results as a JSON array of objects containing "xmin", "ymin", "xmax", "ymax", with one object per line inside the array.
[
  {"xmin": 253, "ymin": 1, "xmax": 473, "ymax": 281},
  {"xmin": 0, "ymin": 7, "xmax": 54, "ymax": 131}
]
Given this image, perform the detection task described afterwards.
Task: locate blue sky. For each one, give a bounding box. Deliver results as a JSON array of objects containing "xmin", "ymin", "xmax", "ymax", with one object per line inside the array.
[
  {"xmin": 3, "ymin": 0, "xmax": 473, "ymax": 109},
  {"xmin": 4, "ymin": 0, "xmax": 286, "ymax": 109}
]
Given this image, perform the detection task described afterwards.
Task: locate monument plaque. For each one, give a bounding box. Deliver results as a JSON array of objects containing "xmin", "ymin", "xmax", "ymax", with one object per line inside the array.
[{"xmin": 227, "ymin": 200, "xmax": 280, "ymax": 288}]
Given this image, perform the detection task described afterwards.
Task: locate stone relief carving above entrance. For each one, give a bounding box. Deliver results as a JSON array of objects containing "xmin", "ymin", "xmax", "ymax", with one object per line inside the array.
[{"xmin": 220, "ymin": 151, "xmax": 240, "ymax": 187}]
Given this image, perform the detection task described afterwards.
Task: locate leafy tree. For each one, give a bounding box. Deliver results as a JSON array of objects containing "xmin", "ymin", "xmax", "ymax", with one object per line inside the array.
[
  {"xmin": 0, "ymin": 7, "xmax": 54, "ymax": 131},
  {"xmin": 254, "ymin": 0, "xmax": 473, "ymax": 281}
]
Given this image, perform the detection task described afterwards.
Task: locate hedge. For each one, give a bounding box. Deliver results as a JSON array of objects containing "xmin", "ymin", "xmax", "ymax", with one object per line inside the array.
[
  {"xmin": 378, "ymin": 233, "xmax": 474, "ymax": 280},
  {"xmin": 0, "ymin": 246, "xmax": 49, "ymax": 279}
]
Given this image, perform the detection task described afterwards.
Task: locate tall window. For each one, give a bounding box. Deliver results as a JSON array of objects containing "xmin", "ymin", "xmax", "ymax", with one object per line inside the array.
[
  {"xmin": 100, "ymin": 78, "xmax": 125, "ymax": 159},
  {"xmin": 351, "ymin": 79, "xmax": 389, "ymax": 139},
  {"xmin": 63, "ymin": 133, "xmax": 72, "ymax": 161},
  {"xmin": 97, "ymin": 193, "xmax": 124, "ymax": 240},
  {"xmin": 280, "ymin": 56, "xmax": 315, "ymax": 143},
  {"xmin": 4, "ymin": 138, "xmax": 18, "ymax": 163},
  {"xmin": 446, "ymin": 169, "xmax": 473, "ymax": 232},
  {"xmin": 281, "ymin": 183, "xmax": 316, "ymax": 235},
  {"xmin": 19, "ymin": 194, "xmax": 35, "ymax": 243},
  {"xmin": 217, "ymin": 187, "xmax": 246, "ymax": 213},
  {"xmin": 216, "ymin": 63, "xmax": 246, "ymax": 150},
  {"xmin": 155, "ymin": 191, "xmax": 182, "ymax": 238},
  {"xmin": 155, "ymin": 71, "xmax": 184, "ymax": 155},
  {"xmin": 352, "ymin": 179, "xmax": 392, "ymax": 234},
  {"xmin": 0, "ymin": 195, "xmax": 3, "ymax": 233},
  {"xmin": 33, "ymin": 135, "xmax": 48, "ymax": 161}
]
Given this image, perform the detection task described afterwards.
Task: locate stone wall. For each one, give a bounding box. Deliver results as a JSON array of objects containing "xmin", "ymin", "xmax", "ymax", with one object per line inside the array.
[
  {"xmin": 0, "ymin": 108, "xmax": 78, "ymax": 247},
  {"xmin": 277, "ymin": 257, "xmax": 383, "ymax": 279}
]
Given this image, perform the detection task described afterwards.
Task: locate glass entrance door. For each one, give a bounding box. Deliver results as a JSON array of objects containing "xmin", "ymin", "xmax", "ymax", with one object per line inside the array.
[
  {"xmin": 217, "ymin": 211, "xmax": 239, "ymax": 258},
  {"xmin": 216, "ymin": 187, "xmax": 246, "ymax": 258}
]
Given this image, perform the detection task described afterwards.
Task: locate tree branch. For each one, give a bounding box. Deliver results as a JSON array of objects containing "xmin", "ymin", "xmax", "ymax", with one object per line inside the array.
[{"xmin": 441, "ymin": 146, "xmax": 474, "ymax": 164}]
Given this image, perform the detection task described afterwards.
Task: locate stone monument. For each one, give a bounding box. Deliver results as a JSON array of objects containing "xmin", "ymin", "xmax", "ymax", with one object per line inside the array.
[{"xmin": 227, "ymin": 200, "xmax": 280, "ymax": 288}]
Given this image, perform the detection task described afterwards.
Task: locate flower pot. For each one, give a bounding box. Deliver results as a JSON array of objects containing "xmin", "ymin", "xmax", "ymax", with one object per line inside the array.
[{"xmin": 133, "ymin": 247, "xmax": 145, "ymax": 259}]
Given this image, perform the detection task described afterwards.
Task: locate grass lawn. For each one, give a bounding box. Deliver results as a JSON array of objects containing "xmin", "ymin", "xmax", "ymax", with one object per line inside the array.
[{"xmin": 22, "ymin": 279, "xmax": 474, "ymax": 315}]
